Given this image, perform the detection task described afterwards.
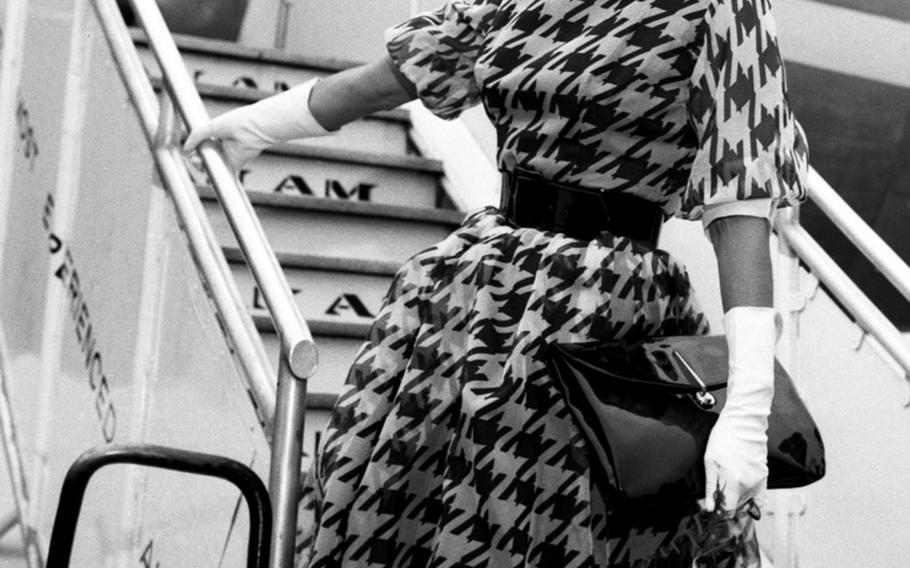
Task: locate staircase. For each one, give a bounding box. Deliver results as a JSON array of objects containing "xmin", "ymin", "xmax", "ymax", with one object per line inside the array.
[
  {"xmin": 140, "ymin": 30, "xmax": 466, "ymax": 471},
  {"xmin": 4, "ymin": 2, "xmax": 910, "ymax": 567}
]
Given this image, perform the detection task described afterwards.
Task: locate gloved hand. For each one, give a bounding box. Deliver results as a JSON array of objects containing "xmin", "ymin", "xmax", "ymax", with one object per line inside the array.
[
  {"xmin": 703, "ymin": 306, "xmax": 777, "ymax": 513},
  {"xmin": 183, "ymin": 77, "xmax": 331, "ymax": 171}
]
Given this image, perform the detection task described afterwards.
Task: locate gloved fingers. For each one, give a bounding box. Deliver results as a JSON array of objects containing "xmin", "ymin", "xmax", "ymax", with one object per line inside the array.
[
  {"xmin": 719, "ymin": 480, "xmax": 743, "ymax": 514},
  {"xmin": 183, "ymin": 120, "xmax": 214, "ymax": 153},
  {"xmin": 702, "ymin": 464, "xmax": 719, "ymax": 512},
  {"xmin": 183, "ymin": 106, "xmax": 257, "ymax": 153},
  {"xmin": 703, "ymin": 456, "xmax": 770, "ymax": 512},
  {"xmin": 219, "ymin": 141, "xmax": 263, "ymax": 173}
]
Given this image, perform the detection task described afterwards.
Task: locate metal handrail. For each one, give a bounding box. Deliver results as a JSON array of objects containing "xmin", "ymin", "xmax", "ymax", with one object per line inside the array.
[
  {"xmin": 775, "ymin": 167, "xmax": 910, "ymax": 379},
  {"xmin": 805, "ymin": 167, "xmax": 910, "ymax": 306},
  {"xmin": 91, "ymin": 0, "xmax": 277, "ymax": 430},
  {"xmin": 90, "ymin": 0, "xmax": 316, "ymax": 566}
]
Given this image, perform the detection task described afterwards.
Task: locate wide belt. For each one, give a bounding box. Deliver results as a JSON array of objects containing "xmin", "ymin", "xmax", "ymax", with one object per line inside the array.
[{"xmin": 499, "ymin": 170, "xmax": 664, "ymax": 245}]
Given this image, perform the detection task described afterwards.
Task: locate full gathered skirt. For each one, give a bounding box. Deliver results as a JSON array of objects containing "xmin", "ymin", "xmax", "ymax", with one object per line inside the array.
[{"xmin": 298, "ymin": 208, "xmax": 760, "ymax": 567}]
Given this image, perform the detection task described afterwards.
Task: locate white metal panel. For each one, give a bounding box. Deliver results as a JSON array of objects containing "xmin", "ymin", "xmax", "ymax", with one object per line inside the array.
[
  {"xmin": 0, "ymin": 6, "xmax": 85, "ymax": 563},
  {"xmin": 407, "ymin": 103, "xmax": 500, "ymax": 213},
  {"xmin": 0, "ymin": 5, "xmax": 277, "ymax": 565},
  {"xmin": 0, "ymin": 4, "xmax": 157, "ymax": 562},
  {"xmin": 782, "ymin": 268, "xmax": 910, "ymax": 568},
  {"xmin": 283, "ymin": 0, "xmax": 411, "ymax": 62},
  {"xmin": 131, "ymin": 210, "xmax": 271, "ymax": 567},
  {"xmin": 777, "ymin": 0, "xmax": 910, "ymax": 89}
]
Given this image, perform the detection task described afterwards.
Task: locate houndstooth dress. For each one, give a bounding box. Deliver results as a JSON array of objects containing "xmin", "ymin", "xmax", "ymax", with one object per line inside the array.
[{"xmin": 298, "ymin": 0, "xmax": 809, "ymax": 566}]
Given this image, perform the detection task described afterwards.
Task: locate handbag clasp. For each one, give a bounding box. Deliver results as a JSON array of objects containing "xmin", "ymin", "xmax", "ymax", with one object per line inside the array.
[{"xmin": 672, "ymin": 350, "xmax": 717, "ymax": 410}]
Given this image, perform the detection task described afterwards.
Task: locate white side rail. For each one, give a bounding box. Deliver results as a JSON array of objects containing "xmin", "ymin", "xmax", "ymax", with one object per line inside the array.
[
  {"xmin": 776, "ymin": 166, "xmax": 910, "ymax": 379},
  {"xmin": 805, "ymin": 167, "xmax": 910, "ymax": 305},
  {"xmin": 90, "ymin": 1, "xmax": 316, "ymax": 566}
]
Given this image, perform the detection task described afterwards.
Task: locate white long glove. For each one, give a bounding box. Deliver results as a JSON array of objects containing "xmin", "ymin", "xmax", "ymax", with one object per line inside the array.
[
  {"xmin": 183, "ymin": 77, "xmax": 331, "ymax": 171},
  {"xmin": 703, "ymin": 306, "xmax": 777, "ymax": 513}
]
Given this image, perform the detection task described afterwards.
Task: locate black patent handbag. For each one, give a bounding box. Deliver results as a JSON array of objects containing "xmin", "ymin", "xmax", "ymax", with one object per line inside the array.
[{"xmin": 546, "ymin": 335, "xmax": 826, "ymax": 504}]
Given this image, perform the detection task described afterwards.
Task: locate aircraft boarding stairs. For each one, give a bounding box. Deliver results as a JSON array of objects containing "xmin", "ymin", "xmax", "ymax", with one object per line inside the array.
[
  {"xmin": 2, "ymin": 1, "xmax": 910, "ymax": 567},
  {"xmin": 145, "ymin": 30, "xmax": 466, "ymax": 435}
]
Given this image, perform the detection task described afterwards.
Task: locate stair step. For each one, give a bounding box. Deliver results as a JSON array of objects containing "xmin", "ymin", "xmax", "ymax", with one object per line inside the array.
[
  {"xmin": 134, "ymin": 29, "xmax": 355, "ymax": 94},
  {"xmin": 190, "ymin": 82, "xmax": 414, "ymax": 156},
  {"xmin": 200, "ymin": 188, "xmax": 464, "ymax": 264},
  {"xmin": 181, "ymin": 115, "xmax": 443, "ymax": 208},
  {"xmin": 153, "ymin": 78, "xmax": 413, "ymax": 156},
  {"xmin": 224, "ymin": 247, "xmax": 395, "ymax": 325},
  {"xmin": 140, "ymin": 31, "xmax": 417, "ymax": 156}
]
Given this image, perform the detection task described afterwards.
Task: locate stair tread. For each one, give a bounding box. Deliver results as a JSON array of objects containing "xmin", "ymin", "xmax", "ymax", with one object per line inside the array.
[
  {"xmin": 198, "ymin": 186, "xmax": 465, "ymax": 225},
  {"xmin": 253, "ymin": 314, "xmax": 372, "ymax": 339},
  {"xmin": 165, "ymin": 79, "xmax": 436, "ymax": 171},
  {"xmin": 132, "ymin": 28, "xmax": 361, "ymax": 74},
  {"xmin": 222, "ymin": 247, "xmax": 400, "ymax": 276},
  {"xmin": 264, "ymin": 141, "xmax": 442, "ymax": 173},
  {"xmin": 187, "ymin": 81, "xmax": 412, "ymax": 123}
]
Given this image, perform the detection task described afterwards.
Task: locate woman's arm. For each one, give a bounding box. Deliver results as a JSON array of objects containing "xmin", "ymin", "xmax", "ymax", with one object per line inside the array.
[
  {"xmin": 703, "ymin": 215, "xmax": 777, "ymax": 513},
  {"xmin": 310, "ymin": 55, "xmax": 417, "ymax": 130},
  {"xmin": 183, "ymin": 55, "xmax": 417, "ymax": 169},
  {"xmin": 708, "ymin": 216, "xmax": 773, "ymax": 311}
]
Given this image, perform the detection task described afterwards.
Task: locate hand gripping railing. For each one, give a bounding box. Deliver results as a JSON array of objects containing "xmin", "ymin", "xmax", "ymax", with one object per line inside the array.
[
  {"xmin": 775, "ymin": 167, "xmax": 910, "ymax": 379},
  {"xmin": 89, "ymin": 1, "xmax": 317, "ymax": 566}
]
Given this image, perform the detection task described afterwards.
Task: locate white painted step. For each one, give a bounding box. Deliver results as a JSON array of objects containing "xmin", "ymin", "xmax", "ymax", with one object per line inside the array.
[
  {"xmin": 134, "ymin": 29, "xmax": 351, "ymax": 94},
  {"xmin": 224, "ymin": 247, "xmax": 397, "ymax": 325},
  {"xmin": 200, "ymin": 188, "xmax": 464, "ymax": 264},
  {"xmin": 181, "ymin": 121, "xmax": 443, "ymax": 208},
  {"xmin": 192, "ymin": 83, "xmax": 414, "ymax": 156}
]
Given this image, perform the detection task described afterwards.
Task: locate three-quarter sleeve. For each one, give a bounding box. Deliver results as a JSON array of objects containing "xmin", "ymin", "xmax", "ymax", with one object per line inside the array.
[
  {"xmin": 680, "ymin": 0, "xmax": 809, "ymax": 227},
  {"xmin": 385, "ymin": 0, "xmax": 497, "ymax": 120}
]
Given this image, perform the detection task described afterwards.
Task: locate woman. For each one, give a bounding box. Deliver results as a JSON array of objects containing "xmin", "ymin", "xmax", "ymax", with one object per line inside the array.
[{"xmin": 185, "ymin": 0, "xmax": 808, "ymax": 565}]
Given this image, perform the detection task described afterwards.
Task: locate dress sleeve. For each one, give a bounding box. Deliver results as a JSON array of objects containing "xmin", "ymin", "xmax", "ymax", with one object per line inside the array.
[
  {"xmin": 385, "ymin": 0, "xmax": 497, "ymax": 120},
  {"xmin": 680, "ymin": 0, "xmax": 809, "ymax": 227}
]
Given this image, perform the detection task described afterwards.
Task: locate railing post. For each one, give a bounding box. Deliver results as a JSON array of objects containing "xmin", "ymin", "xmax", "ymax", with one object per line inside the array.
[
  {"xmin": 768, "ymin": 206, "xmax": 809, "ymax": 568},
  {"xmin": 268, "ymin": 341, "xmax": 309, "ymax": 568}
]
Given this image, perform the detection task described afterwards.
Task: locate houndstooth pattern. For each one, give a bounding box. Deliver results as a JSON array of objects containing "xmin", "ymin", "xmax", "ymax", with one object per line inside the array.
[
  {"xmin": 294, "ymin": 210, "xmax": 767, "ymax": 567},
  {"xmin": 386, "ymin": 0, "xmax": 808, "ymax": 220},
  {"xmin": 296, "ymin": 0, "xmax": 808, "ymax": 565}
]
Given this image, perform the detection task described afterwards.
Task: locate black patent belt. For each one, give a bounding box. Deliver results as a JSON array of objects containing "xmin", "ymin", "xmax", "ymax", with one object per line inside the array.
[{"xmin": 499, "ymin": 170, "xmax": 664, "ymax": 245}]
